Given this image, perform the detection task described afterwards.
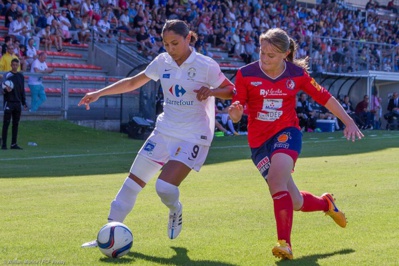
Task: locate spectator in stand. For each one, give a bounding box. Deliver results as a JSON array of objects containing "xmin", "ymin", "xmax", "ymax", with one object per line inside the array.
[
  {"xmin": 0, "ymin": 44, "xmax": 20, "ymax": 72},
  {"xmin": 341, "ymin": 95, "xmax": 365, "ymax": 129},
  {"xmin": 28, "ymin": 52, "xmax": 54, "ymax": 112},
  {"xmin": 56, "ymin": 9, "xmax": 73, "ymax": 42},
  {"xmin": 80, "ymin": 0, "xmax": 93, "ymax": 22},
  {"xmin": 22, "ymin": 4, "xmax": 36, "ymax": 31},
  {"xmin": 2, "ymin": 36, "xmax": 13, "ymax": 56},
  {"xmin": 387, "ymin": 0, "xmax": 398, "ymax": 14},
  {"xmin": 95, "ymin": 13, "xmax": 114, "ymax": 43},
  {"xmin": 22, "ymin": 14, "xmax": 40, "ymax": 49},
  {"xmin": 117, "ymin": 8, "xmax": 134, "ymax": 35},
  {"xmin": 72, "ymin": 11, "xmax": 89, "ymax": 44},
  {"xmin": 49, "ymin": 19, "xmax": 65, "ymax": 51},
  {"xmin": 215, "ymin": 98, "xmax": 239, "ymax": 136},
  {"xmin": 90, "ymin": 0, "xmax": 102, "ymax": 24},
  {"xmin": 234, "ymin": 38, "xmax": 250, "ymax": 64},
  {"xmin": 26, "ymin": 37, "xmax": 38, "ymax": 70},
  {"xmin": 28, "ymin": 0, "xmax": 40, "ymax": 17},
  {"xmin": 296, "ymin": 92, "xmax": 315, "ymax": 132},
  {"xmin": 355, "ymin": 95, "xmax": 374, "ymax": 129},
  {"xmin": 36, "ymin": 24, "xmax": 53, "ymax": 51},
  {"xmin": 8, "ymin": 13, "xmax": 27, "ymax": 46},
  {"xmin": 64, "ymin": 3, "xmax": 75, "ymax": 21},
  {"xmin": 5, "ymin": 1, "xmax": 19, "ymax": 28},
  {"xmin": 13, "ymin": 40, "xmax": 27, "ymax": 71},
  {"xmin": 387, "ymin": 92, "xmax": 399, "ymax": 118},
  {"xmin": 40, "ymin": 0, "xmax": 57, "ymax": 12},
  {"xmin": 103, "ymin": 4, "xmax": 118, "ymax": 27}
]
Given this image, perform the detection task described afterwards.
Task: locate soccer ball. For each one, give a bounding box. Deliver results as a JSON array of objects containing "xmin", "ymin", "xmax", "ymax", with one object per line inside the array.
[
  {"xmin": 2, "ymin": 80, "xmax": 14, "ymax": 90},
  {"xmin": 97, "ymin": 222, "xmax": 133, "ymax": 258}
]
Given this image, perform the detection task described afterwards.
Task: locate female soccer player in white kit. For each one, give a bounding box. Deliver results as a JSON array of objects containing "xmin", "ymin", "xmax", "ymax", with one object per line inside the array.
[{"xmin": 79, "ymin": 19, "xmax": 235, "ymax": 246}]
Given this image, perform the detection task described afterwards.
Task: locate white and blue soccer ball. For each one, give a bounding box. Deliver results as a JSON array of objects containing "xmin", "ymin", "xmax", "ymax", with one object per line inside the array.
[
  {"xmin": 2, "ymin": 80, "xmax": 14, "ymax": 90},
  {"xmin": 97, "ymin": 222, "xmax": 133, "ymax": 258}
]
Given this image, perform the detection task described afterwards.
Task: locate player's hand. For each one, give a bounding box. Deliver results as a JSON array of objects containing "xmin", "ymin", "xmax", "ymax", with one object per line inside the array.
[
  {"xmin": 228, "ymin": 101, "xmax": 244, "ymax": 123},
  {"xmin": 194, "ymin": 86, "xmax": 212, "ymax": 101},
  {"xmin": 343, "ymin": 122, "xmax": 364, "ymax": 142},
  {"xmin": 78, "ymin": 91, "xmax": 100, "ymax": 110}
]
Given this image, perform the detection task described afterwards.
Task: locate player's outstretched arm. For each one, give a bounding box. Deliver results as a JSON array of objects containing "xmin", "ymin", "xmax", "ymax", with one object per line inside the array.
[
  {"xmin": 78, "ymin": 71, "xmax": 151, "ymax": 110},
  {"xmin": 324, "ymin": 96, "xmax": 364, "ymax": 142}
]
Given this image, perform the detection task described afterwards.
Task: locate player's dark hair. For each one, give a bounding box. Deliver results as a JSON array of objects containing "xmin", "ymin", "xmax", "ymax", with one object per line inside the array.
[
  {"xmin": 162, "ymin": 19, "xmax": 198, "ymax": 43},
  {"xmin": 11, "ymin": 58, "xmax": 19, "ymax": 64},
  {"xmin": 259, "ymin": 28, "xmax": 309, "ymax": 70}
]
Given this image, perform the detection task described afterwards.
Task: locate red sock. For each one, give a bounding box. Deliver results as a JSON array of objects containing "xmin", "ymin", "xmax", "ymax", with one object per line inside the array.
[
  {"xmin": 299, "ymin": 191, "xmax": 329, "ymax": 212},
  {"xmin": 272, "ymin": 191, "xmax": 293, "ymax": 246}
]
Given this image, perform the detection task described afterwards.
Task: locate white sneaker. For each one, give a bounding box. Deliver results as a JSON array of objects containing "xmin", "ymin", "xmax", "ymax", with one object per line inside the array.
[
  {"xmin": 168, "ymin": 203, "xmax": 183, "ymax": 239},
  {"xmin": 81, "ymin": 240, "xmax": 98, "ymax": 248}
]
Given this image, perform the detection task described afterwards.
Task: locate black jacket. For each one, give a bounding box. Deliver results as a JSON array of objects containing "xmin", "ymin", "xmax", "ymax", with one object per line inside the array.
[{"xmin": 2, "ymin": 71, "xmax": 27, "ymax": 107}]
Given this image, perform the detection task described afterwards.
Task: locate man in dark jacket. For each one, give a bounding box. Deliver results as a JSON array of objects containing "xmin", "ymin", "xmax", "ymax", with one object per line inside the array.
[{"xmin": 1, "ymin": 58, "xmax": 27, "ymax": 150}]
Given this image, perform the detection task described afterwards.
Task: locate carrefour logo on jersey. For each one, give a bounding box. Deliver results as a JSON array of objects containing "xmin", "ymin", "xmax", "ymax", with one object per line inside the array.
[
  {"xmin": 169, "ymin": 85, "xmax": 186, "ymax": 97},
  {"xmin": 166, "ymin": 84, "xmax": 194, "ymax": 106}
]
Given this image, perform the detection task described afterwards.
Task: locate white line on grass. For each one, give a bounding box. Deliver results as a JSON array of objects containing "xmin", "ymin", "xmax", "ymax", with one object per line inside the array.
[{"xmin": 0, "ymin": 134, "xmax": 398, "ymax": 162}]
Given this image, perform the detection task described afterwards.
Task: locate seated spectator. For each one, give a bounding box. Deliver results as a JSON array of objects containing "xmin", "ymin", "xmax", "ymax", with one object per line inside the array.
[
  {"xmin": 341, "ymin": 95, "xmax": 365, "ymax": 129},
  {"xmin": 5, "ymin": 1, "xmax": 19, "ymax": 28},
  {"xmin": 0, "ymin": 44, "xmax": 20, "ymax": 72},
  {"xmin": 355, "ymin": 95, "xmax": 374, "ymax": 129},
  {"xmin": 387, "ymin": 92, "xmax": 399, "ymax": 118},
  {"xmin": 94, "ymin": 14, "xmax": 114, "ymax": 43},
  {"xmin": 8, "ymin": 13, "xmax": 27, "ymax": 46},
  {"xmin": 57, "ymin": 9, "xmax": 73, "ymax": 42},
  {"xmin": 116, "ymin": 8, "xmax": 134, "ymax": 35},
  {"xmin": 49, "ymin": 19, "xmax": 65, "ymax": 51},
  {"xmin": 26, "ymin": 37, "xmax": 38, "ymax": 70},
  {"xmin": 22, "ymin": 14, "xmax": 40, "ymax": 49},
  {"xmin": 1, "ymin": 36, "xmax": 13, "ymax": 56},
  {"xmin": 215, "ymin": 98, "xmax": 239, "ymax": 135},
  {"xmin": 296, "ymin": 92, "xmax": 315, "ymax": 131},
  {"xmin": 215, "ymin": 119, "xmax": 230, "ymax": 136},
  {"xmin": 13, "ymin": 40, "xmax": 27, "ymax": 71},
  {"xmin": 36, "ymin": 24, "xmax": 53, "ymax": 51},
  {"xmin": 73, "ymin": 13, "xmax": 91, "ymax": 44},
  {"xmin": 234, "ymin": 38, "xmax": 250, "ymax": 64}
]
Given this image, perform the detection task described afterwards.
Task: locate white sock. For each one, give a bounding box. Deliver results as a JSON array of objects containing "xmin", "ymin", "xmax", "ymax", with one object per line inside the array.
[
  {"xmin": 108, "ymin": 177, "xmax": 143, "ymax": 222},
  {"xmin": 156, "ymin": 179, "xmax": 180, "ymax": 213}
]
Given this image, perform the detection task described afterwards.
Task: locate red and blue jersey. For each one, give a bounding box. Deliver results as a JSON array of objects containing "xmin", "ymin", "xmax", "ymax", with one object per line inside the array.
[{"xmin": 233, "ymin": 61, "xmax": 332, "ymax": 148}]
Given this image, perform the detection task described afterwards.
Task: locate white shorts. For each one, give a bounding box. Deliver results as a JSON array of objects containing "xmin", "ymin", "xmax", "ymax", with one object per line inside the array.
[{"xmin": 138, "ymin": 130, "xmax": 210, "ymax": 172}]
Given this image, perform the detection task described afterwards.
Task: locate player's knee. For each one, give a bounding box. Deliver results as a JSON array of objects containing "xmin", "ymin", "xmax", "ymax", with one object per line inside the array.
[
  {"xmin": 129, "ymin": 155, "xmax": 162, "ymax": 184},
  {"xmin": 155, "ymin": 179, "xmax": 177, "ymax": 198}
]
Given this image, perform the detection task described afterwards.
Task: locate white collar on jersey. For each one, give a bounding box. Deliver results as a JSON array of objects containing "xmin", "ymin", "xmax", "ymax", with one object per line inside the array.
[{"xmin": 164, "ymin": 47, "xmax": 197, "ymax": 67}]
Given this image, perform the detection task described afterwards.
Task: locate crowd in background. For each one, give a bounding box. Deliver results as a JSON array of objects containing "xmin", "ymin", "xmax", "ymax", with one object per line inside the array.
[
  {"xmin": 1, "ymin": 0, "xmax": 399, "ymax": 72},
  {"xmin": 1, "ymin": 0, "xmax": 398, "ymax": 133}
]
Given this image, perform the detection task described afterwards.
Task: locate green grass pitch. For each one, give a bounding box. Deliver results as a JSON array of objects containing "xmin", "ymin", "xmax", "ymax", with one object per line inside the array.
[{"xmin": 1, "ymin": 121, "xmax": 398, "ymax": 265}]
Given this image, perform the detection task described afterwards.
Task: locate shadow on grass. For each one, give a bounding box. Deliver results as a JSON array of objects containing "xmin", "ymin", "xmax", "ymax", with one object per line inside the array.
[
  {"xmin": 99, "ymin": 246, "xmax": 237, "ymax": 265},
  {"xmin": 275, "ymin": 248, "xmax": 355, "ymax": 265}
]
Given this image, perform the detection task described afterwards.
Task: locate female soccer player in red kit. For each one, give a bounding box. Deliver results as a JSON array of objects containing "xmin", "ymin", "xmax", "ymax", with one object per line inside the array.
[{"xmin": 228, "ymin": 28, "xmax": 364, "ymax": 260}]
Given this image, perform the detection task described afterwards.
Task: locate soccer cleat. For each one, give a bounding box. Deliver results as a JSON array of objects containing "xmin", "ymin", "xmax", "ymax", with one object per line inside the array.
[
  {"xmin": 272, "ymin": 240, "xmax": 293, "ymax": 260},
  {"xmin": 10, "ymin": 144, "xmax": 22, "ymax": 150},
  {"xmin": 322, "ymin": 193, "xmax": 347, "ymax": 228},
  {"xmin": 168, "ymin": 203, "xmax": 183, "ymax": 239},
  {"xmin": 81, "ymin": 240, "xmax": 98, "ymax": 248}
]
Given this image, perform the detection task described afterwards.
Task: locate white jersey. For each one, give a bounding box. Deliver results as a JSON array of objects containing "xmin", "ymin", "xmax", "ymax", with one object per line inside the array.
[
  {"xmin": 28, "ymin": 59, "xmax": 48, "ymax": 85},
  {"xmin": 145, "ymin": 50, "xmax": 226, "ymax": 146}
]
